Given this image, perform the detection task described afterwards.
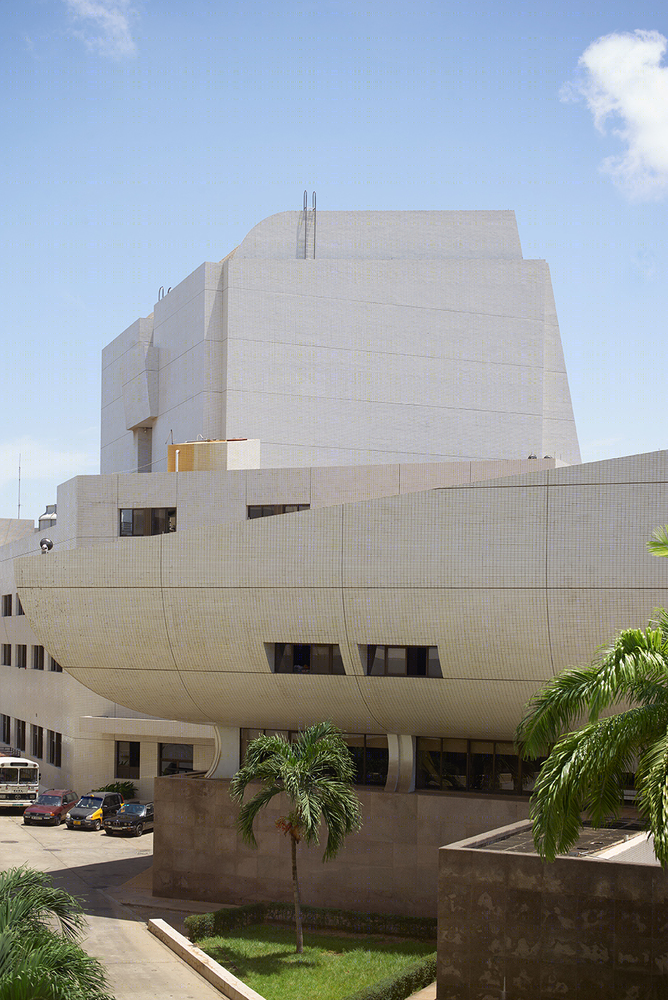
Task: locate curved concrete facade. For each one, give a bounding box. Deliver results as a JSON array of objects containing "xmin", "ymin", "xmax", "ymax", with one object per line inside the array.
[{"xmin": 16, "ymin": 451, "xmax": 668, "ymax": 741}]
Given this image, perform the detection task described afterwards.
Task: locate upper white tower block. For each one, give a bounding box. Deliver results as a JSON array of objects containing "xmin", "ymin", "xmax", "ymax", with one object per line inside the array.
[{"xmin": 100, "ymin": 210, "xmax": 580, "ymax": 474}]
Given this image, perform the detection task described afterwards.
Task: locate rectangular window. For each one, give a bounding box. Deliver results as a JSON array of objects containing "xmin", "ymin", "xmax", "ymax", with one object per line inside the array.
[
  {"xmin": 366, "ymin": 645, "xmax": 442, "ymax": 677},
  {"xmin": 119, "ymin": 508, "xmax": 177, "ymax": 536},
  {"xmin": 342, "ymin": 733, "xmax": 389, "ymax": 787},
  {"xmin": 16, "ymin": 645, "xmax": 26, "ymax": 669},
  {"xmin": 159, "ymin": 743, "xmax": 193, "ymax": 776},
  {"xmin": 15, "ymin": 719, "xmax": 25, "ymax": 752},
  {"xmin": 1, "ymin": 645, "xmax": 10, "ymax": 667},
  {"xmin": 1, "ymin": 714, "xmax": 10, "ymax": 744},
  {"xmin": 115, "ymin": 740, "xmax": 140, "ymax": 779},
  {"xmin": 415, "ymin": 738, "xmax": 545, "ymax": 795},
  {"xmin": 273, "ymin": 643, "xmax": 345, "ymax": 675},
  {"xmin": 31, "ymin": 725, "xmax": 43, "ymax": 759},
  {"xmin": 239, "ymin": 730, "xmax": 388, "ymax": 788},
  {"xmin": 2, "ymin": 594, "xmax": 11, "ymax": 617},
  {"xmin": 247, "ymin": 504, "xmax": 310, "ymax": 519},
  {"xmin": 32, "ymin": 646, "xmax": 44, "ymax": 670},
  {"xmin": 47, "ymin": 730, "xmax": 62, "ymax": 767},
  {"xmin": 49, "ymin": 657, "xmax": 62, "ymax": 673},
  {"xmin": 15, "ymin": 597, "xmax": 24, "ymax": 616}
]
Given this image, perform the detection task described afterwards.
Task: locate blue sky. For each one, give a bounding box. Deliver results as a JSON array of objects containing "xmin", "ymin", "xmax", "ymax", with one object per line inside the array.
[{"xmin": 1, "ymin": 1, "xmax": 667, "ymax": 519}]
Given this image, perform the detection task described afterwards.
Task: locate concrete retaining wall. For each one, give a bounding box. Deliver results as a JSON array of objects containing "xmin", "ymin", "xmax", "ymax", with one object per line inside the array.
[{"xmin": 152, "ymin": 776, "xmax": 529, "ymax": 916}]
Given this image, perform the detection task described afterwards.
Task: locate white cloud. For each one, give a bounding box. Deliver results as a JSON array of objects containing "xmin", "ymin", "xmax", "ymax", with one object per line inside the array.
[
  {"xmin": 64, "ymin": 1, "xmax": 137, "ymax": 59},
  {"xmin": 564, "ymin": 30, "xmax": 668, "ymax": 200}
]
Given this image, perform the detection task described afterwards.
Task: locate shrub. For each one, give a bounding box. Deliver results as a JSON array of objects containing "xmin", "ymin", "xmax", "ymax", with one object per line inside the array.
[
  {"xmin": 184, "ymin": 901, "xmax": 436, "ymax": 944},
  {"xmin": 340, "ymin": 953, "xmax": 437, "ymax": 1000},
  {"xmin": 95, "ymin": 780, "xmax": 137, "ymax": 800}
]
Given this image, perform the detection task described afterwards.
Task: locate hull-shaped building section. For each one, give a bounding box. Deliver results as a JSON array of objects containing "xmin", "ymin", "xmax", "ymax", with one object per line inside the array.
[{"xmin": 16, "ymin": 451, "xmax": 668, "ymax": 741}]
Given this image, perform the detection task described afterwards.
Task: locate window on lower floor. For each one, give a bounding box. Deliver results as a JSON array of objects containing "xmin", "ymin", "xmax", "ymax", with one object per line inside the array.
[
  {"xmin": 32, "ymin": 646, "xmax": 44, "ymax": 670},
  {"xmin": 16, "ymin": 645, "xmax": 26, "ymax": 669},
  {"xmin": 115, "ymin": 740, "xmax": 140, "ymax": 779},
  {"xmin": 239, "ymin": 729, "xmax": 389, "ymax": 787},
  {"xmin": 247, "ymin": 504, "xmax": 310, "ymax": 518},
  {"xmin": 366, "ymin": 645, "xmax": 442, "ymax": 677},
  {"xmin": 15, "ymin": 719, "xmax": 25, "ymax": 752},
  {"xmin": 31, "ymin": 725, "xmax": 43, "ymax": 759},
  {"xmin": 119, "ymin": 507, "xmax": 177, "ymax": 536},
  {"xmin": 2, "ymin": 594, "xmax": 12, "ymax": 617},
  {"xmin": 1, "ymin": 645, "xmax": 10, "ymax": 667},
  {"xmin": 343, "ymin": 734, "xmax": 389, "ymax": 786},
  {"xmin": 49, "ymin": 657, "xmax": 62, "ymax": 673},
  {"xmin": 416, "ymin": 738, "xmax": 547, "ymax": 795},
  {"xmin": 273, "ymin": 643, "xmax": 345, "ymax": 674},
  {"xmin": 159, "ymin": 743, "xmax": 193, "ymax": 776},
  {"xmin": 47, "ymin": 730, "xmax": 62, "ymax": 767},
  {"xmin": 1, "ymin": 714, "xmax": 10, "ymax": 744}
]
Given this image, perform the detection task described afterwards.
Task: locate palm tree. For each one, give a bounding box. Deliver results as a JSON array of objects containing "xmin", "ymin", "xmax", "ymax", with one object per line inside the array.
[
  {"xmin": 230, "ymin": 721, "xmax": 362, "ymax": 953},
  {"xmin": 0, "ymin": 866, "xmax": 113, "ymax": 1000},
  {"xmin": 516, "ymin": 602, "xmax": 668, "ymax": 866}
]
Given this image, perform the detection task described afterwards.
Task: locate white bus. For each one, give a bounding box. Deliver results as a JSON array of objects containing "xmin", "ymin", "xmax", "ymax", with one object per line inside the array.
[{"xmin": 0, "ymin": 747, "xmax": 40, "ymax": 808}]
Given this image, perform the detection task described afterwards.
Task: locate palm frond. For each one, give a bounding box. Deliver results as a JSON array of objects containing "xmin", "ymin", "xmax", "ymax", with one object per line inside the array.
[
  {"xmin": 230, "ymin": 721, "xmax": 362, "ymax": 860},
  {"xmin": 529, "ymin": 704, "xmax": 668, "ymax": 860},
  {"xmin": 0, "ymin": 867, "xmax": 84, "ymax": 940},
  {"xmin": 647, "ymin": 526, "xmax": 668, "ymax": 558},
  {"xmin": 635, "ymin": 728, "xmax": 668, "ymax": 865},
  {"xmin": 517, "ymin": 626, "xmax": 668, "ymax": 757}
]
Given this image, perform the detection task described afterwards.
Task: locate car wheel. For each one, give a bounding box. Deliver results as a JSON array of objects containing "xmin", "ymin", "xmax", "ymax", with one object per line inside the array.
[
  {"xmin": 23, "ymin": 819, "xmax": 29, "ymax": 825},
  {"xmin": 53, "ymin": 815, "xmax": 61, "ymax": 826},
  {"xmin": 93, "ymin": 819, "xmax": 101, "ymax": 832},
  {"xmin": 135, "ymin": 823, "xmax": 144, "ymax": 837},
  {"xmin": 104, "ymin": 829, "xmax": 113, "ymax": 836}
]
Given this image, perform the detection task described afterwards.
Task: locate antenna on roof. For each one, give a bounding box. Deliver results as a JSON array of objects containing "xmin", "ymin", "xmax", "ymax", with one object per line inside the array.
[{"xmin": 17, "ymin": 454, "xmax": 20, "ymax": 519}]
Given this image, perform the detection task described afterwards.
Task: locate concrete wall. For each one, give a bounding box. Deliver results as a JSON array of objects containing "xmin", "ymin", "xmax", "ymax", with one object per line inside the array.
[
  {"xmin": 16, "ymin": 451, "xmax": 668, "ymax": 736},
  {"xmin": 0, "ymin": 515, "xmax": 215, "ymax": 797},
  {"xmin": 100, "ymin": 210, "xmax": 580, "ymax": 476},
  {"xmin": 438, "ymin": 824, "xmax": 668, "ymax": 1000},
  {"xmin": 152, "ymin": 774, "xmax": 529, "ymax": 915}
]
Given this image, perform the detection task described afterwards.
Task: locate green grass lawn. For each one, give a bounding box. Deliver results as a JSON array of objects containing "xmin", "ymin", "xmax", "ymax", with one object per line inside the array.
[{"xmin": 196, "ymin": 923, "xmax": 435, "ymax": 1000}]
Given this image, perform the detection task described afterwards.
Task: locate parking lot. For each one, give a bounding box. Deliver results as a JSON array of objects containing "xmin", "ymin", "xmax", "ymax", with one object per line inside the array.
[{"xmin": 0, "ymin": 810, "xmax": 223, "ymax": 999}]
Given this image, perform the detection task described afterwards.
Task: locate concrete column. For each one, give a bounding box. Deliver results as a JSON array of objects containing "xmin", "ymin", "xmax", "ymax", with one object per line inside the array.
[
  {"xmin": 205, "ymin": 725, "xmax": 240, "ymax": 779},
  {"xmin": 385, "ymin": 734, "xmax": 416, "ymax": 793}
]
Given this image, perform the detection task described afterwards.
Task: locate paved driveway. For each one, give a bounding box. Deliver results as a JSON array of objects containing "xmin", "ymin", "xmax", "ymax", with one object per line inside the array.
[{"xmin": 0, "ymin": 810, "xmax": 223, "ymax": 1000}]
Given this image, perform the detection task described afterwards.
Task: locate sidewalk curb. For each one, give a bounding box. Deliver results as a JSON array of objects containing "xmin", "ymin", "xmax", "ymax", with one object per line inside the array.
[{"xmin": 148, "ymin": 918, "xmax": 267, "ymax": 1000}]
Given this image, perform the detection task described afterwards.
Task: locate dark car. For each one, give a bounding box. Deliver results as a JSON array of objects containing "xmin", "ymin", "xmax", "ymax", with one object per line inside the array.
[
  {"xmin": 23, "ymin": 789, "xmax": 78, "ymax": 826},
  {"xmin": 103, "ymin": 801, "xmax": 154, "ymax": 837},
  {"xmin": 66, "ymin": 791, "xmax": 123, "ymax": 831}
]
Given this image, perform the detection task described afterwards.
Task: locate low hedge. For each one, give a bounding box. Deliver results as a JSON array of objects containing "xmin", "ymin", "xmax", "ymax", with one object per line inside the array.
[
  {"xmin": 184, "ymin": 901, "xmax": 436, "ymax": 943},
  {"xmin": 341, "ymin": 953, "xmax": 437, "ymax": 1000}
]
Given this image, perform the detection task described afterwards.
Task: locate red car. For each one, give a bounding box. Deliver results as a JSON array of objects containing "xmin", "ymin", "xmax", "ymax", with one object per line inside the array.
[{"xmin": 23, "ymin": 789, "xmax": 79, "ymax": 826}]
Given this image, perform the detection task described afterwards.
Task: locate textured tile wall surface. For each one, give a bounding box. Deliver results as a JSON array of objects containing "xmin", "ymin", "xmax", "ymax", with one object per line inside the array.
[
  {"xmin": 152, "ymin": 775, "xmax": 529, "ymax": 916},
  {"xmin": 100, "ymin": 210, "xmax": 580, "ymax": 476},
  {"xmin": 13, "ymin": 451, "xmax": 668, "ymax": 739},
  {"xmin": 438, "ymin": 837, "xmax": 668, "ymax": 1000}
]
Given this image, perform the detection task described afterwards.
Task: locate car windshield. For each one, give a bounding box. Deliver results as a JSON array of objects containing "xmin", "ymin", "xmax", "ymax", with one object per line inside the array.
[
  {"xmin": 36, "ymin": 795, "xmax": 61, "ymax": 806},
  {"xmin": 77, "ymin": 797, "xmax": 102, "ymax": 808},
  {"xmin": 120, "ymin": 804, "xmax": 145, "ymax": 815}
]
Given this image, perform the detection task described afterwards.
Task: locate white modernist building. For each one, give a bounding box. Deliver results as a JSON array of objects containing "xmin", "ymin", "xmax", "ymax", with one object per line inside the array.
[{"xmin": 5, "ymin": 209, "xmax": 660, "ymax": 839}]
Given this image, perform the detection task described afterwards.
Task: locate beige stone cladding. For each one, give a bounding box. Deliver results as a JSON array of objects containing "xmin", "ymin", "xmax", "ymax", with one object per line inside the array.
[
  {"xmin": 0, "ymin": 516, "xmax": 215, "ymax": 797},
  {"xmin": 152, "ymin": 775, "xmax": 530, "ymax": 916},
  {"xmin": 438, "ymin": 822, "xmax": 668, "ymax": 998},
  {"xmin": 100, "ymin": 210, "xmax": 581, "ymax": 477},
  {"xmin": 14, "ymin": 450, "xmax": 668, "ymax": 741}
]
